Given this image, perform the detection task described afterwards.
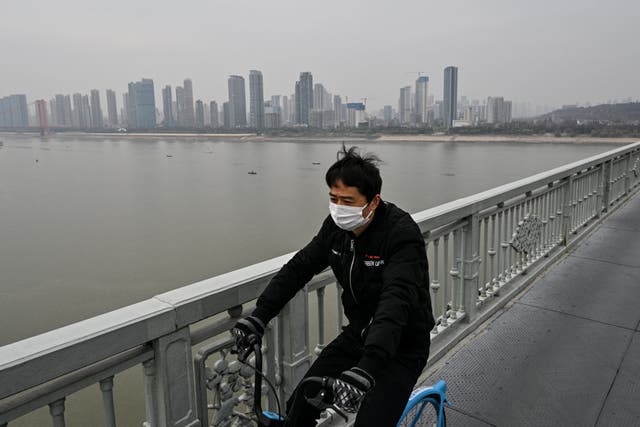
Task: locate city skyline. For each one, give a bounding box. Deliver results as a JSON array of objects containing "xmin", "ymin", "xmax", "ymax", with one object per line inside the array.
[
  {"xmin": 1, "ymin": 64, "xmax": 632, "ymax": 130},
  {"xmin": 1, "ymin": 0, "xmax": 638, "ymax": 111}
]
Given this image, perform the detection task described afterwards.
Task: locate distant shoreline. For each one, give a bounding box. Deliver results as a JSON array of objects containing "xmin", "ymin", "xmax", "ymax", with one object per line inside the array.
[{"xmin": 0, "ymin": 130, "xmax": 637, "ymax": 145}]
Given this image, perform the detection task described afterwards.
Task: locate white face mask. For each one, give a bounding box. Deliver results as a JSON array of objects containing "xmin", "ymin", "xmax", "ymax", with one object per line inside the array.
[{"xmin": 329, "ymin": 202, "xmax": 373, "ymax": 231}]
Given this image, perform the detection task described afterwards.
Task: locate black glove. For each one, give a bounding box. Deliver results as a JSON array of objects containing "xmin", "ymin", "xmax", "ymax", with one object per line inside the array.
[
  {"xmin": 231, "ymin": 316, "xmax": 265, "ymax": 362},
  {"xmin": 333, "ymin": 367, "xmax": 375, "ymax": 413}
]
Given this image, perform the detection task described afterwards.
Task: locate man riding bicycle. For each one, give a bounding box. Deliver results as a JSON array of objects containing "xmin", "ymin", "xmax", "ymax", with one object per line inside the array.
[{"xmin": 233, "ymin": 145, "xmax": 435, "ymax": 426}]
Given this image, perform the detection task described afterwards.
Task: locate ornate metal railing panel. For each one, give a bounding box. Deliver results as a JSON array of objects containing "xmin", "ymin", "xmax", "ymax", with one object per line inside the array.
[{"xmin": 1, "ymin": 142, "xmax": 639, "ymax": 427}]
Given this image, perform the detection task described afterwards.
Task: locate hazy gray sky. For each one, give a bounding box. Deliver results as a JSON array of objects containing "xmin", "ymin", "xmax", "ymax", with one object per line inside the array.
[{"xmin": 2, "ymin": 0, "xmax": 638, "ymax": 110}]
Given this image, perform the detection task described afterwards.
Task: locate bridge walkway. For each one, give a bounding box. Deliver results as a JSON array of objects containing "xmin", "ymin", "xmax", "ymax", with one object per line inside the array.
[{"xmin": 419, "ymin": 192, "xmax": 640, "ymax": 426}]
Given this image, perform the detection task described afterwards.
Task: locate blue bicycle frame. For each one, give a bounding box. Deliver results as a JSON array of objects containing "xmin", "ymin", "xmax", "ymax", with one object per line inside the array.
[{"xmin": 396, "ymin": 380, "xmax": 448, "ymax": 427}]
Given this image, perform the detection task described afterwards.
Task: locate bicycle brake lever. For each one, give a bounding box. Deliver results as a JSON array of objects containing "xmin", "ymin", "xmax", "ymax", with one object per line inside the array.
[
  {"xmin": 329, "ymin": 404, "xmax": 348, "ymax": 422},
  {"xmin": 305, "ymin": 390, "xmax": 348, "ymax": 422}
]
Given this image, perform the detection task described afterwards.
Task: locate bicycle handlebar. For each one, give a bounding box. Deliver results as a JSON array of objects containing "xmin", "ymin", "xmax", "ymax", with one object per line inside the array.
[{"xmin": 244, "ymin": 338, "xmax": 347, "ymax": 426}]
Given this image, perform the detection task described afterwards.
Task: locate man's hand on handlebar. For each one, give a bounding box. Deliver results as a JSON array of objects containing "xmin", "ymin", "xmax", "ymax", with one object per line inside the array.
[
  {"xmin": 231, "ymin": 315, "xmax": 265, "ymax": 362},
  {"xmin": 332, "ymin": 367, "xmax": 375, "ymax": 414}
]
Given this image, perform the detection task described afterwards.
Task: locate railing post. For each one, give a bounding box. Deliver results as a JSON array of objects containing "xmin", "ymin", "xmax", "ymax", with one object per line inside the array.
[
  {"xmin": 99, "ymin": 376, "xmax": 116, "ymax": 427},
  {"xmin": 462, "ymin": 214, "xmax": 480, "ymax": 322},
  {"xmin": 147, "ymin": 328, "xmax": 200, "ymax": 427},
  {"xmin": 601, "ymin": 160, "xmax": 612, "ymax": 213},
  {"xmin": 49, "ymin": 398, "xmax": 66, "ymax": 427},
  {"xmin": 562, "ymin": 176, "xmax": 573, "ymax": 245},
  {"xmin": 277, "ymin": 289, "xmax": 312, "ymax": 404},
  {"xmin": 624, "ymin": 152, "xmax": 632, "ymax": 196}
]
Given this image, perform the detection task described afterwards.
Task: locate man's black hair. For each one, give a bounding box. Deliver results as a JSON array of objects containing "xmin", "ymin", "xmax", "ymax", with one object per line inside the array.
[{"xmin": 325, "ymin": 144, "xmax": 382, "ymax": 202}]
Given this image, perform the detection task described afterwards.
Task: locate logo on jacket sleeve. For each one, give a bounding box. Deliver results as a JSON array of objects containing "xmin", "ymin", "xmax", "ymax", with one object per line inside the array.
[{"xmin": 363, "ymin": 254, "xmax": 385, "ymax": 267}]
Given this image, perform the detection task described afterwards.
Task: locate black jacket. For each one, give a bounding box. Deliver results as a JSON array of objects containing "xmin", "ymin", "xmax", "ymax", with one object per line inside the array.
[{"xmin": 252, "ymin": 201, "xmax": 435, "ymax": 379}]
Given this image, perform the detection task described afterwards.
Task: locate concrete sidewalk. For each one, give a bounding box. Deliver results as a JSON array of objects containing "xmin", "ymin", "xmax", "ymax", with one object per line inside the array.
[{"xmin": 419, "ymin": 193, "xmax": 640, "ymax": 426}]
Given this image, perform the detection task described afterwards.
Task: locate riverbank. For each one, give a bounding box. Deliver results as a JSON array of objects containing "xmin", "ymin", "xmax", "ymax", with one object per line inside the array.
[{"xmin": 1, "ymin": 130, "xmax": 637, "ymax": 144}]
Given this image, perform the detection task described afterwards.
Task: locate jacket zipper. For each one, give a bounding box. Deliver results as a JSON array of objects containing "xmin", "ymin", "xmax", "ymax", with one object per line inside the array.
[{"xmin": 349, "ymin": 238, "xmax": 359, "ymax": 305}]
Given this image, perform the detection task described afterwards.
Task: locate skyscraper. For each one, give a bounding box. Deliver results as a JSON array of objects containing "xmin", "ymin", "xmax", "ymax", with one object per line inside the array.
[
  {"xmin": 106, "ymin": 89, "xmax": 118, "ymax": 126},
  {"xmin": 271, "ymin": 95, "xmax": 281, "ymax": 124},
  {"xmin": 162, "ymin": 85, "xmax": 173, "ymax": 127},
  {"xmin": 443, "ymin": 66, "xmax": 458, "ymax": 128},
  {"xmin": 72, "ymin": 93, "xmax": 87, "ymax": 128},
  {"xmin": 313, "ymin": 83, "xmax": 327, "ymax": 110},
  {"xmin": 249, "ymin": 70, "xmax": 265, "ymax": 129},
  {"xmin": 183, "ymin": 79, "xmax": 195, "ymax": 127},
  {"xmin": 282, "ymin": 95, "xmax": 289, "ymax": 125},
  {"xmin": 90, "ymin": 89, "xmax": 103, "ymax": 129},
  {"xmin": 127, "ymin": 78, "xmax": 156, "ymax": 129},
  {"xmin": 333, "ymin": 95, "xmax": 342, "ymax": 127},
  {"xmin": 0, "ymin": 94, "xmax": 28, "ymax": 128},
  {"xmin": 295, "ymin": 72, "xmax": 313, "ymax": 125},
  {"xmin": 81, "ymin": 95, "xmax": 91, "ymax": 128},
  {"xmin": 228, "ymin": 75, "xmax": 247, "ymax": 127},
  {"xmin": 122, "ymin": 94, "xmax": 130, "ymax": 126},
  {"xmin": 175, "ymin": 86, "xmax": 185, "ymax": 127},
  {"xmin": 54, "ymin": 94, "xmax": 70, "ymax": 126},
  {"xmin": 210, "ymin": 101, "xmax": 219, "ymax": 128},
  {"xmin": 383, "ymin": 105, "xmax": 393, "ymax": 122},
  {"xmin": 399, "ymin": 86, "xmax": 412, "ymax": 124},
  {"xmin": 222, "ymin": 101, "xmax": 231, "ymax": 128},
  {"xmin": 63, "ymin": 95, "xmax": 73, "ymax": 127},
  {"xmin": 126, "ymin": 83, "xmax": 137, "ymax": 127},
  {"xmin": 195, "ymin": 100, "xmax": 205, "ymax": 128},
  {"xmin": 415, "ymin": 76, "xmax": 429, "ymax": 124}
]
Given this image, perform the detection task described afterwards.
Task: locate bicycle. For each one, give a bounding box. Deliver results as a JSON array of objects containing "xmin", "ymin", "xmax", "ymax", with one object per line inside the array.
[{"xmin": 238, "ymin": 336, "xmax": 448, "ymax": 427}]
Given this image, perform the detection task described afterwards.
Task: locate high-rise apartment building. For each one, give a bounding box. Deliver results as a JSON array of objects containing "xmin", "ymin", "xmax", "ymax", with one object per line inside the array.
[
  {"xmin": 222, "ymin": 101, "xmax": 231, "ymax": 128},
  {"xmin": 49, "ymin": 98, "xmax": 57, "ymax": 126},
  {"xmin": 209, "ymin": 101, "xmax": 219, "ymax": 128},
  {"xmin": 271, "ymin": 95, "xmax": 282, "ymax": 124},
  {"xmin": 72, "ymin": 93, "xmax": 87, "ymax": 128},
  {"xmin": 81, "ymin": 95, "xmax": 91, "ymax": 129},
  {"xmin": 313, "ymin": 84, "xmax": 327, "ymax": 110},
  {"xmin": 228, "ymin": 75, "xmax": 247, "ymax": 127},
  {"xmin": 195, "ymin": 100, "xmax": 205, "ymax": 128},
  {"xmin": 443, "ymin": 66, "xmax": 458, "ymax": 128},
  {"xmin": 183, "ymin": 79, "xmax": 195, "ymax": 127},
  {"xmin": 203, "ymin": 103, "xmax": 210, "ymax": 126},
  {"xmin": 127, "ymin": 78, "xmax": 156, "ymax": 129},
  {"xmin": 249, "ymin": 70, "xmax": 265, "ymax": 129},
  {"xmin": 0, "ymin": 94, "xmax": 28, "ymax": 128},
  {"xmin": 282, "ymin": 96, "xmax": 289, "ymax": 125},
  {"xmin": 175, "ymin": 86, "xmax": 185, "ymax": 127},
  {"xmin": 162, "ymin": 85, "xmax": 173, "ymax": 127},
  {"xmin": 415, "ymin": 76, "xmax": 429, "ymax": 124},
  {"xmin": 54, "ymin": 94, "xmax": 70, "ymax": 126},
  {"xmin": 333, "ymin": 95, "xmax": 342, "ymax": 127},
  {"xmin": 487, "ymin": 97, "xmax": 512, "ymax": 124},
  {"xmin": 399, "ymin": 86, "xmax": 412, "ymax": 124},
  {"xmin": 63, "ymin": 95, "xmax": 73, "ymax": 127},
  {"xmin": 383, "ymin": 105, "xmax": 393, "ymax": 122},
  {"xmin": 126, "ymin": 84, "xmax": 136, "ymax": 127},
  {"xmin": 90, "ymin": 89, "xmax": 103, "ymax": 129},
  {"xmin": 122, "ymin": 93, "xmax": 129, "ymax": 126},
  {"xmin": 106, "ymin": 89, "xmax": 118, "ymax": 126},
  {"xmin": 295, "ymin": 72, "xmax": 313, "ymax": 125}
]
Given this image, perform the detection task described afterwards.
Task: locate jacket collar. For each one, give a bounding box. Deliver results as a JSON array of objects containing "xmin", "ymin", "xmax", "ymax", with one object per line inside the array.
[{"xmin": 347, "ymin": 200, "xmax": 387, "ymax": 239}]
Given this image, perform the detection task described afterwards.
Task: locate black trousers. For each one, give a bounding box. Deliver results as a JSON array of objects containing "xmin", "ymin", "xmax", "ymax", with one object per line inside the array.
[{"xmin": 285, "ymin": 329, "xmax": 427, "ymax": 427}]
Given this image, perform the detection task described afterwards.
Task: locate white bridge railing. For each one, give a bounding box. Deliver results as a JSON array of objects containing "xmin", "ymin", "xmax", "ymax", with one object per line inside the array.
[{"xmin": 1, "ymin": 142, "xmax": 639, "ymax": 427}]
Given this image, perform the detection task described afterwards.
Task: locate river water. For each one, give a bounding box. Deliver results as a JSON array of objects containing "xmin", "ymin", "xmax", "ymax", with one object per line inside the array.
[{"xmin": 0, "ymin": 134, "xmax": 623, "ymax": 425}]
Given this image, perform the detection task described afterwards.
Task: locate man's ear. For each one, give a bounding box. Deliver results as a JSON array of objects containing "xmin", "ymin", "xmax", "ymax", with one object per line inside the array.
[{"xmin": 371, "ymin": 194, "xmax": 381, "ymax": 211}]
